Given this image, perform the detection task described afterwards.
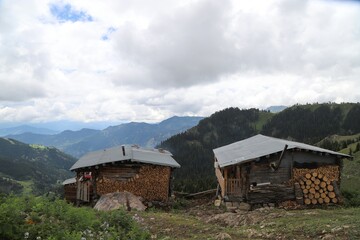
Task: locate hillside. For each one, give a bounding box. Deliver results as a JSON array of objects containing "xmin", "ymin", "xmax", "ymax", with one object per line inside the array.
[
  {"xmin": 8, "ymin": 116, "xmax": 203, "ymax": 157},
  {"xmin": 159, "ymin": 103, "xmax": 360, "ymax": 193},
  {"xmin": 0, "ymin": 138, "xmax": 77, "ymax": 195}
]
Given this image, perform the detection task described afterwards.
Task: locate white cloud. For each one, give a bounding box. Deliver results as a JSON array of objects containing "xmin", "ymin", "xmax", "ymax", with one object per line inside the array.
[{"xmin": 0, "ymin": 0, "xmax": 359, "ymax": 125}]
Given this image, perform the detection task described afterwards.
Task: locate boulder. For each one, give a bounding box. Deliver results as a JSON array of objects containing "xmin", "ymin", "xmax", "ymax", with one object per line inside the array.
[{"xmin": 94, "ymin": 191, "xmax": 147, "ymax": 211}]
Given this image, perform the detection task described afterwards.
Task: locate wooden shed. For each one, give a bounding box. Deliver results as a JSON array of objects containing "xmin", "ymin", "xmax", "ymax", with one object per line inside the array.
[
  {"xmin": 65, "ymin": 145, "xmax": 180, "ymax": 205},
  {"xmin": 213, "ymin": 134, "xmax": 351, "ymax": 207},
  {"xmin": 62, "ymin": 177, "xmax": 77, "ymax": 204}
]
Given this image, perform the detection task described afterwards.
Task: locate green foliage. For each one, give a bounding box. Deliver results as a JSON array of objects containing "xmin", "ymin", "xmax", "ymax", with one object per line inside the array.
[{"xmin": 0, "ymin": 195, "xmax": 150, "ymax": 240}]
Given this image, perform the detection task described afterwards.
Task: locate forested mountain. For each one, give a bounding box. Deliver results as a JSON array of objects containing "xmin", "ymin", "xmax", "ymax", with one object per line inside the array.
[
  {"xmin": 8, "ymin": 116, "xmax": 203, "ymax": 157},
  {"xmin": 262, "ymin": 103, "xmax": 359, "ymax": 143},
  {"xmin": 0, "ymin": 138, "xmax": 76, "ymax": 195},
  {"xmin": 159, "ymin": 108, "xmax": 273, "ymax": 192},
  {"xmin": 159, "ymin": 103, "xmax": 360, "ymax": 192}
]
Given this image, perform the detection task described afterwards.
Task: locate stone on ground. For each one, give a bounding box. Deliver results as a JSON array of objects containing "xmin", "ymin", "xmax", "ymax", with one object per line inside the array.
[{"xmin": 94, "ymin": 191, "xmax": 147, "ymax": 211}]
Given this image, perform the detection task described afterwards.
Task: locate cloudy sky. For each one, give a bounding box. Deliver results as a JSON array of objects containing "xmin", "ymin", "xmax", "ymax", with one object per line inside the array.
[{"xmin": 1, "ymin": 0, "xmax": 360, "ymax": 125}]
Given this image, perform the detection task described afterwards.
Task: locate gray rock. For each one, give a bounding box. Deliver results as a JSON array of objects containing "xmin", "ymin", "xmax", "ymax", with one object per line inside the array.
[{"xmin": 94, "ymin": 191, "xmax": 147, "ymax": 211}]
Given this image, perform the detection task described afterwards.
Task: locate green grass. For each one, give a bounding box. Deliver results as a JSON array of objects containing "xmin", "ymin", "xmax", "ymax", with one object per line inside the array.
[
  {"xmin": 30, "ymin": 144, "xmax": 48, "ymax": 150},
  {"xmin": 17, "ymin": 180, "xmax": 34, "ymax": 195},
  {"xmin": 254, "ymin": 111, "xmax": 274, "ymax": 131}
]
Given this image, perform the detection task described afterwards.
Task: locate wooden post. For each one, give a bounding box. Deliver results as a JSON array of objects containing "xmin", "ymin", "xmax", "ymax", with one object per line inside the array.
[{"xmin": 224, "ymin": 168, "xmax": 228, "ymax": 197}]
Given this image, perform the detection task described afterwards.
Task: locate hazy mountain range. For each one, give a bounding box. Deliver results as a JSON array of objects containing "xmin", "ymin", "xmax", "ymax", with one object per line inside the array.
[{"xmin": 7, "ymin": 116, "xmax": 203, "ymax": 157}]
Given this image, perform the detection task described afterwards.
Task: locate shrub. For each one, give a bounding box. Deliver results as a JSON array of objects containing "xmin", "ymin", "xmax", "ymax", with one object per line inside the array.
[{"xmin": 0, "ymin": 195, "xmax": 150, "ymax": 240}]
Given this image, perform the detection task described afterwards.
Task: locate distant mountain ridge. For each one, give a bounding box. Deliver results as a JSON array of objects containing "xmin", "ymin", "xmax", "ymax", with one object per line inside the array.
[
  {"xmin": 0, "ymin": 125, "xmax": 58, "ymax": 136},
  {"xmin": 265, "ymin": 105, "xmax": 287, "ymax": 113},
  {"xmin": 8, "ymin": 116, "xmax": 203, "ymax": 157}
]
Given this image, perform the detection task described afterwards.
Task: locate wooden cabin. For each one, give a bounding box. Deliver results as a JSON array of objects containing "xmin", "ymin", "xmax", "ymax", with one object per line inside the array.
[
  {"xmin": 213, "ymin": 134, "xmax": 351, "ymax": 207},
  {"xmin": 64, "ymin": 145, "xmax": 180, "ymax": 205}
]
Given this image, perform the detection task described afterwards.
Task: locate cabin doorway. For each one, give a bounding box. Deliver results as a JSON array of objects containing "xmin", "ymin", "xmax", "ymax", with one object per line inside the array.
[
  {"xmin": 76, "ymin": 181, "xmax": 91, "ymax": 202},
  {"xmin": 225, "ymin": 165, "xmax": 243, "ymax": 198}
]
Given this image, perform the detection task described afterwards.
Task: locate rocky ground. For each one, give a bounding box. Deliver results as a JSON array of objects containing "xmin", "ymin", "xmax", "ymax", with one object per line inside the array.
[{"xmin": 132, "ymin": 199, "xmax": 360, "ymax": 240}]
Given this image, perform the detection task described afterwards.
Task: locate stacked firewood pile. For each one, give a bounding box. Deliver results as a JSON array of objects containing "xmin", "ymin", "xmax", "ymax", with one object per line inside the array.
[
  {"xmin": 97, "ymin": 165, "xmax": 171, "ymax": 202},
  {"xmin": 293, "ymin": 166, "xmax": 340, "ymax": 205}
]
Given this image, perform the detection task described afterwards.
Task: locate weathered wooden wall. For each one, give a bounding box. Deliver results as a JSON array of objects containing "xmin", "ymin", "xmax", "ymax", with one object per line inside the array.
[
  {"xmin": 223, "ymin": 150, "xmax": 342, "ymax": 205},
  {"xmin": 96, "ymin": 164, "xmax": 171, "ymax": 202},
  {"xmin": 64, "ymin": 183, "xmax": 77, "ymax": 204}
]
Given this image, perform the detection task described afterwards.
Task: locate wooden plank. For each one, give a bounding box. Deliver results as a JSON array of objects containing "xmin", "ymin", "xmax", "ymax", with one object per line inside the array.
[{"xmin": 215, "ymin": 167, "xmax": 225, "ymax": 197}]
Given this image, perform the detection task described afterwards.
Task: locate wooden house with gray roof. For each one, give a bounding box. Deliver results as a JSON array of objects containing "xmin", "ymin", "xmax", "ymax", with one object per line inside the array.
[
  {"xmin": 64, "ymin": 144, "xmax": 180, "ymax": 204},
  {"xmin": 213, "ymin": 134, "xmax": 351, "ymax": 207}
]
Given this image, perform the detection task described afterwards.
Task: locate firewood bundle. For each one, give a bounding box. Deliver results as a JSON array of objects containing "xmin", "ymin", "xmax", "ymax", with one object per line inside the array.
[
  {"xmin": 97, "ymin": 165, "xmax": 171, "ymax": 202},
  {"xmin": 293, "ymin": 165, "xmax": 340, "ymax": 205},
  {"xmin": 298, "ymin": 172, "xmax": 338, "ymax": 205}
]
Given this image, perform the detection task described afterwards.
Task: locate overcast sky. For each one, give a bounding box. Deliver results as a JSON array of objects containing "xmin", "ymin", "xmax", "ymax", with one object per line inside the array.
[{"xmin": 1, "ymin": 0, "xmax": 360, "ymax": 125}]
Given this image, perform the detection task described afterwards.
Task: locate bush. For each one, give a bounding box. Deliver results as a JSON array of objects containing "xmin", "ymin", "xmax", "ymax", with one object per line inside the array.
[
  {"xmin": 0, "ymin": 195, "xmax": 150, "ymax": 240},
  {"xmin": 342, "ymin": 189, "xmax": 360, "ymax": 207}
]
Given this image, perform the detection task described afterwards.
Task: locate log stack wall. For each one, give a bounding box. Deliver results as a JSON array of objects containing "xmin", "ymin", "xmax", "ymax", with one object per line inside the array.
[
  {"xmin": 64, "ymin": 183, "xmax": 77, "ymax": 204},
  {"xmin": 293, "ymin": 165, "xmax": 341, "ymax": 205},
  {"xmin": 97, "ymin": 165, "xmax": 171, "ymax": 202}
]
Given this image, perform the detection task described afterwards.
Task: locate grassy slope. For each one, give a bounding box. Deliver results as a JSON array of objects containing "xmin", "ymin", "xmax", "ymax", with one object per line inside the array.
[
  {"xmin": 254, "ymin": 111, "xmax": 274, "ymax": 131},
  {"xmin": 138, "ymin": 207, "xmax": 360, "ymax": 239}
]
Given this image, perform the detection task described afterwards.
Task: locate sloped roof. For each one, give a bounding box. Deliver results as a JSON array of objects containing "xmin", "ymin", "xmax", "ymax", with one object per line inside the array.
[
  {"xmin": 70, "ymin": 145, "xmax": 180, "ymax": 170},
  {"xmin": 213, "ymin": 134, "xmax": 351, "ymax": 168},
  {"xmin": 62, "ymin": 177, "xmax": 76, "ymax": 185}
]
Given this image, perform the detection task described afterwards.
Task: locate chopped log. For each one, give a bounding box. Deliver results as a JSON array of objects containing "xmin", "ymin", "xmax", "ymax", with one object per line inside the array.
[
  {"xmin": 327, "ymin": 185, "xmax": 334, "ymax": 192},
  {"xmin": 308, "ymin": 193, "xmax": 314, "ymax": 199},
  {"xmin": 314, "ymin": 179, "xmax": 321, "ymax": 185},
  {"xmin": 318, "ymin": 198, "xmax": 324, "ymax": 204},
  {"xmin": 314, "ymin": 192, "xmax": 320, "ymax": 199},
  {"xmin": 304, "ymin": 198, "xmax": 311, "ymax": 205},
  {"xmin": 309, "ymin": 188, "xmax": 316, "ymax": 194},
  {"xmin": 321, "ymin": 193, "xmax": 327, "ymax": 199},
  {"xmin": 328, "ymin": 192, "xmax": 336, "ymax": 199},
  {"xmin": 315, "ymin": 186, "xmax": 320, "ymax": 191},
  {"xmin": 305, "ymin": 173, "xmax": 312, "ymax": 179},
  {"xmin": 312, "ymin": 172, "xmax": 318, "ymax": 177},
  {"xmin": 318, "ymin": 173, "xmax": 323, "ymax": 179},
  {"xmin": 306, "ymin": 180, "xmax": 312, "ymax": 185},
  {"xmin": 311, "ymin": 183, "xmax": 315, "ymax": 188},
  {"xmin": 306, "ymin": 185, "xmax": 311, "ymax": 190},
  {"xmin": 311, "ymin": 198, "xmax": 318, "ymax": 205},
  {"xmin": 303, "ymin": 189, "xmax": 309, "ymax": 194},
  {"xmin": 324, "ymin": 197, "xmax": 330, "ymax": 204},
  {"xmin": 311, "ymin": 176, "xmax": 316, "ymax": 182},
  {"xmin": 320, "ymin": 182, "xmax": 327, "ymax": 188}
]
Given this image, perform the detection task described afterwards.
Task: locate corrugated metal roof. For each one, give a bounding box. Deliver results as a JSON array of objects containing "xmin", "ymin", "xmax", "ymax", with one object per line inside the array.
[
  {"xmin": 70, "ymin": 145, "xmax": 180, "ymax": 170},
  {"xmin": 214, "ymin": 134, "xmax": 351, "ymax": 168},
  {"xmin": 62, "ymin": 177, "xmax": 76, "ymax": 185}
]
